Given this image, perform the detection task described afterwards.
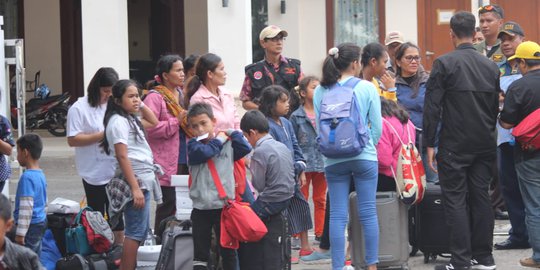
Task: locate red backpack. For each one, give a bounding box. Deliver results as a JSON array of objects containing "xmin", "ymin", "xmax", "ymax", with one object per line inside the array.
[{"xmin": 512, "ymin": 108, "xmax": 540, "ymax": 152}]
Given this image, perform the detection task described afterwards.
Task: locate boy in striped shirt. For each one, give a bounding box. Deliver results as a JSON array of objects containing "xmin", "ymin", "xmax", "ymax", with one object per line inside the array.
[{"xmin": 13, "ymin": 134, "xmax": 47, "ymax": 256}]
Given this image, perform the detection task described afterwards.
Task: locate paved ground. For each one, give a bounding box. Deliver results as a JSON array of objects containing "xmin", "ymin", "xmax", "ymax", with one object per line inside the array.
[{"xmin": 9, "ymin": 132, "xmax": 535, "ymax": 269}]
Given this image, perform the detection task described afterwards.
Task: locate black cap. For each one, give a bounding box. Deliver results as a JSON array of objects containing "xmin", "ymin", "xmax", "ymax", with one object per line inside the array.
[{"xmin": 498, "ymin": 21, "xmax": 525, "ymax": 38}]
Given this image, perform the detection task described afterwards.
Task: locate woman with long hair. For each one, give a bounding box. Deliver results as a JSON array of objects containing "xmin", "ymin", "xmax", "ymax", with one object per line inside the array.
[
  {"xmin": 185, "ymin": 53, "xmax": 240, "ymax": 131},
  {"xmin": 66, "ymin": 67, "xmax": 124, "ymax": 243},
  {"xmin": 314, "ymin": 43, "xmax": 382, "ymax": 270},
  {"xmin": 144, "ymin": 54, "xmax": 192, "ymax": 229}
]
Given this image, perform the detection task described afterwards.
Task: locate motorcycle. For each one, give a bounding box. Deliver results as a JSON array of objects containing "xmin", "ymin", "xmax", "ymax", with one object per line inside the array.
[{"xmin": 10, "ymin": 82, "xmax": 70, "ymax": 137}]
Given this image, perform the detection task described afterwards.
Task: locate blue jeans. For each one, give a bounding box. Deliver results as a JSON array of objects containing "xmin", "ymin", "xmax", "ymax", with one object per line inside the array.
[
  {"xmin": 124, "ymin": 190, "xmax": 150, "ymax": 242},
  {"xmin": 422, "ymin": 147, "xmax": 439, "ymax": 183},
  {"xmin": 325, "ymin": 159, "xmax": 379, "ymax": 270},
  {"xmin": 498, "ymin": 143, "xmax": 528, "ymax": 244},
  {"xmin": 26, "ymin": 221, "xmax": 46, "ymax": 256},
  {"xmin": 241, "ymin": 180, "xmax": 255, "ymax": 204},
  {"xmin": 514, "ymin": 150, "xmax": 540, "ymax": 261}
]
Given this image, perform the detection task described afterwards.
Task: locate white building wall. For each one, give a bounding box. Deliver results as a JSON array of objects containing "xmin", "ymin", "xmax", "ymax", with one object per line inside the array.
[
  {"xmin": 24, "ymin": 0, "xmax": 62, "ymax": 95},
  {"xmin": 184, "ymin": 0, "xmax": 209, "ymax": 55},
  {"xmin": 385, "ymin": 0, "xmax": 418, "ymax": 45},
  {"xmin": 81, "ymin": 0, "xmax": 130, "ymax": 90},
  {"xmin": 206, "ymin": 0, "xmax": 252, "ymax": 95},
  {"xmin": 268, "ymin": 0, "xmax": 327, "ymax": 79}
]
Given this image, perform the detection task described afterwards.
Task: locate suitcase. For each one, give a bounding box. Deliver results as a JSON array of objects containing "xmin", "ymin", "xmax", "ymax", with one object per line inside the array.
[
  {"xmin": 47, "ymin": 213, "xmax": 76, "ymax": 256},
  {"xmin": 349, "ymin": 191, "xmax": 409, "ymax": 270},
  {"xmin": 238, "ymin": 211, "xmax": 291, "ymax": 270},
  {"xmin": 155, "ymin": 219, "xmax": 193, "ymax": 270},
  {"xmin": 412, "ymin": 183, "xmax": 451, "ymax": 263}
]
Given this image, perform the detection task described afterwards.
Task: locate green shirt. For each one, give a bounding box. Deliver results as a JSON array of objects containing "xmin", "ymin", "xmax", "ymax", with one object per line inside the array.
[{"xmin": 474, "ymin": 39, "xmax": 506, "ymax": 63}]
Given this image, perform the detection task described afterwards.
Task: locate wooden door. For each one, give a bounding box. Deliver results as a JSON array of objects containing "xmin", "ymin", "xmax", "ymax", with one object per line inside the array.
[
  {"xmin": 490, "ymin": 0, "xmax": 540, "ymax": 43},
  {"xmin": 417, "ymin": 0, "xmax": 471, "ymax": 71}
]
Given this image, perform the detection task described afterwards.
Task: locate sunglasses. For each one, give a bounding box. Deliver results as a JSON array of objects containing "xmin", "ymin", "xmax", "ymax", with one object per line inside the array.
[
  {"xmin": 265, "ymin": 36, "xmax": 286, "ymax": 42},
  {"xmin": 478, "ymin": 5, "xmax": 502, "ymax": 16}
]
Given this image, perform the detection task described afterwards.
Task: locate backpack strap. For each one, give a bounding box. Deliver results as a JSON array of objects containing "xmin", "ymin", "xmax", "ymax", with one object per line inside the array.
[
  {"xmin": 382, "ymin": 118, "xmax": 406, "ymax": 197},
  {"xmin": 382, "ymin": 118, "xmax": 407, "ymax": 146}
]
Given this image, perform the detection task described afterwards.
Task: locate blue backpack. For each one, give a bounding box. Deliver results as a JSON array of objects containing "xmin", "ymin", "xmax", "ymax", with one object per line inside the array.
[{"xmin": 317, "ymin": 77, "xmax": 369, "ymax": 158}]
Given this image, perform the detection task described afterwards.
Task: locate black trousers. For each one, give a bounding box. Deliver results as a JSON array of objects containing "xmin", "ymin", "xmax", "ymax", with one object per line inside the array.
[
  {"xmin": 154, "ymin": 186, "xmax": 176, "ymax": 230},
  {"xmin": 82, "ymin": 179, "xmax": 124, "ymax": 230},
  {"xmin": 191, "ymin": 208, "xmax": 237, "ymax": 270},
  {"xmin": 437, "ymin": 148, "xmax": 495, "ymax": 266}
]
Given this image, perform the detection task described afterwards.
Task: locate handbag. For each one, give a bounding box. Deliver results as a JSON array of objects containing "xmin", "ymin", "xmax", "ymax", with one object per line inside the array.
[
  {"xmin": 65, "ymin": 207, "xmax": 93, "ymax": 256},
  {"xmin": 207, "ymin": 159, "xmax": 267, "ymax": 249}
]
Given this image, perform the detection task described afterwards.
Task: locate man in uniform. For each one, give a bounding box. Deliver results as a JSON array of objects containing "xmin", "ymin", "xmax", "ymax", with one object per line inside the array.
[
  {"xmin": 240, "ymin": 25, "xmax": 303, "ymax": 115},
  {"xmin": 384, "ymin": 31, "xmax": 405, "ymax": 75},
  {"xmin": 494, "ymin": 21, "xmax": 531, "ymax": 251},
  {"xmin": 499, "ymin": 41, "xmax": 540, "ymax": 268},
  {"xmin": 474, "ymin": 4, "xmax": 505, "ymax": 63},
  {"xmin": 424, "ymin": 11, "xmax": 499, "ymax": 270}
]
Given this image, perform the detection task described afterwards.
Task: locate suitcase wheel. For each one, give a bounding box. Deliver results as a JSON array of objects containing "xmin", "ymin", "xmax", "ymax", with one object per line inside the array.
[{"xmin": 424, "ymin": 253, "xmax": 438, "ymax": 263}]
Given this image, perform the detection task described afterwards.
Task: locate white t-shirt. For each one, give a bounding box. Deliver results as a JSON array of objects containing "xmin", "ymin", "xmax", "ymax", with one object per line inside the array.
[
  {"xmin": 67, "ymin": 96, "xmax": 115, "ymax": 185},
  {"xmin": 105, "ymin": 114, "xmax": 154, "ymax": 178}
]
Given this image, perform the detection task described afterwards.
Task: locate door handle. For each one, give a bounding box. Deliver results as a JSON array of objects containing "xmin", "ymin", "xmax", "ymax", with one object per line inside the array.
[{"xmin": 426, "ymin": 51, "xmax": 435, "ymax": 56}]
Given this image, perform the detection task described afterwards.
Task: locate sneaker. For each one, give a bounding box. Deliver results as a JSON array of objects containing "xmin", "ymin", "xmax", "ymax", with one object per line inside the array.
[
  {"xmin": 313, "ymin": 236, "xmax": 321, "ymax": 244},
  {"xmin": 520, "ymin": 257, "xmax": 540, "ymax": 268},
  {"xmin": 291, "ymin": 256, "xmax": 300, "ymax": 264},
  {"xmin": 300, "ymin": 250, "xmax": 332, "ymax": 265},
  {"xmin": 471, "ymin": 258, "xmax": 496, "ymax": 270},
  {"xmin": 434, "ymin": 263, "xmax": 471, "ymax": 270},
  {"xmin": 299, "ymin": 248, "xmax": 314, "ymax": 257},
  {"xmin": 291, "ymin": 237, "xmax": 301, "ymax": 250}
]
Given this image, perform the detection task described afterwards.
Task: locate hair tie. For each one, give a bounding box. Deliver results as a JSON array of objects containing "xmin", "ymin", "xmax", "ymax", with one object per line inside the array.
[
  {"xmin": 154, "ymin": 75, "xmax": 162, "ymax": 84},
  {"xmin": 328, "ymin": 47, "xmax": 339, "ymax": 59}
]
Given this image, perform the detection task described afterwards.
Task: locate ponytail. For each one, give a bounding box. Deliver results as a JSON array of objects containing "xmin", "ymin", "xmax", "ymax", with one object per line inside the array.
[{"xmin": 320, "ymin": 43, "xmax": 361, "ymax": 88}]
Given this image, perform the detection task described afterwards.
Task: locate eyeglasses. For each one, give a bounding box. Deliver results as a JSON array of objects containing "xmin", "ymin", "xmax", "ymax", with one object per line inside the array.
[
  {"xmin": 403, "ymin": 55, "xmax": 421, "ymax": 63},
  {"xmin": 265, "ymin": 36, "xmax": 286, "ymax": 42}
]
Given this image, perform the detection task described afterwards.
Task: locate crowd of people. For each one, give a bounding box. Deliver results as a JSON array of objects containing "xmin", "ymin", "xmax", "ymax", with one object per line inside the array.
[{"xmin": 0, "ymin": 4, "xmax": 539, "ymax": 270}]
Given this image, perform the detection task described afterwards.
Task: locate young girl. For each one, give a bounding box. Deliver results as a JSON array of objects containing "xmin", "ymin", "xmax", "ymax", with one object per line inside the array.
[
  {"xmin": 289, "ymin": 76, "xmax": 327, "ymax": 244},
  {"xmin": 376, "ymin": 97, "xmax": 416, "ymax": 192},
  {"xmin": 314, "ymin": 43, "xmax": 382, "ymax": 270},
  {"xmin": 101, "ymin": 80, "xmax": 160, "ymax": 270},
  {"xmin": 259, "ymin": 85, "xmax": 314, "ymax": 262}
]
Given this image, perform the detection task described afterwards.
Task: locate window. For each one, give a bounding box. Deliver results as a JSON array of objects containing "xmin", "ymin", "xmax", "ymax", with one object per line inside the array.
[
  {"xmin": 334, "ymin": 0, "xmax": 379, "ymax": 46},
  {"xmin": 251, "ymin": 0, "xmax": 268, "ymax": 62}
]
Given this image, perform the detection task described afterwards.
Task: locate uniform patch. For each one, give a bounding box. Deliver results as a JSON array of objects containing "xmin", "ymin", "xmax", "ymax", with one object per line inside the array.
[
  {"xmin": 492, "ymin": 54, "xmax": 504, "ymax": 62},
  {"xmin": 254, "ymin": 71, "xmax": 263, "ymax": 80},
  {"xmin": 284, "ymin": 67, "xmax": 296, "ymax": 74}
]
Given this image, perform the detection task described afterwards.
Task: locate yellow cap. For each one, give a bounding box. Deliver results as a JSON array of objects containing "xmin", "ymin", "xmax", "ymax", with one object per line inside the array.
[
  {"xmin": 259, "ymin": 25, "xmax": 288, "ymax": 40},
  {"xmin": 508, "ymin": 41, "xmax": 540, "ymax": 61}
]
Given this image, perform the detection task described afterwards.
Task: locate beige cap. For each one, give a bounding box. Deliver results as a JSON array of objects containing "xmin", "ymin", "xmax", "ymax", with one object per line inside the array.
[
  {"xmin": 259, "ymin": 25, "xmax": 288, "ymax": 40},
  {"xmin": 385, "ymin": 31, "xmax": 405, "ymax": 46}
]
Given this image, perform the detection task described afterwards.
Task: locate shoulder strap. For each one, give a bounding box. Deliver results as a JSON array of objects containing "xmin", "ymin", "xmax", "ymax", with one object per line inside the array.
[
  {"xmin": 382, "ymin": 118, "xmax": 406, "ymax": 146},
  {"xmin": 208, "ymin": 159, "xmax": 227, "ymax": 199}
]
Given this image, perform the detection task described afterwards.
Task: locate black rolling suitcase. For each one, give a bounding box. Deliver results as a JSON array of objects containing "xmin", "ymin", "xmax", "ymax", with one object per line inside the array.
[
  {"xmin": 411, "ymin": 183, "xmax": 451, "ymax": 263},
  {"xmin": 238, "ymin": 211, "xmax": 291, "ymax": 270}
]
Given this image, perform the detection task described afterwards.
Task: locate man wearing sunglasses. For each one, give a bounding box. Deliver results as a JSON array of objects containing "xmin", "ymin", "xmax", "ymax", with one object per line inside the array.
[
  {"xmin": 474, "ymin": 4, "xmax": 505, "ymax": 63},
  {"xmin": 241, "ymin": 25, "xmax": 303, "ymax": 116},
  {"xmin": 424, "ymin": 11, "xmax": 500, "ymax": 270},
  {"xmin": 499, "ymin": 41, "xmax": 540, "ymax": 269}
]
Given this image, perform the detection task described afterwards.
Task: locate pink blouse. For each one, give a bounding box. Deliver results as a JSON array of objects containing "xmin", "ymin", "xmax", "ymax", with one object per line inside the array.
[{"xmin": 189, "ymin": 85, "xmax": 240, "ymax": 133}]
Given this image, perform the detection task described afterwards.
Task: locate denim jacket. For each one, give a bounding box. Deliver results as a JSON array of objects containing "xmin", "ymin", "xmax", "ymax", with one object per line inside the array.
[{"xmin": 290, "ymin": 106, "xmax": 324, "ymax": 172}]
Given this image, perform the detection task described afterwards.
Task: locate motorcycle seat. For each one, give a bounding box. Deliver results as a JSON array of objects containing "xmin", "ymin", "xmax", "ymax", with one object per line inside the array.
[{"xmin": 27, "ymin": 94, "xmax": 67, "ymax": 109}]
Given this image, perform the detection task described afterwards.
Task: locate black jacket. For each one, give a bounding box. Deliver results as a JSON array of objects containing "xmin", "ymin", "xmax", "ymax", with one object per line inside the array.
[{"xmin": 423, "ymin": 43, "xmax": 500, "ymax": 154}]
